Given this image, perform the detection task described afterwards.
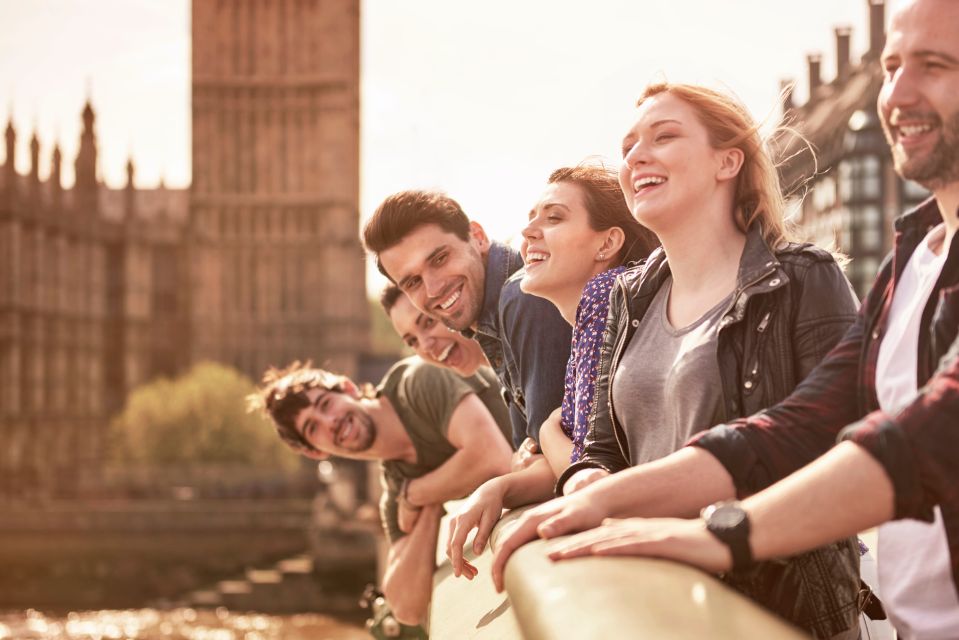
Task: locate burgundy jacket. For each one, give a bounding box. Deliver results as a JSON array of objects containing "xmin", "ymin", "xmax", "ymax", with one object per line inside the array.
[{"xmin": 692, "ymin": 197, "xmax": 959, "ymax": 592}]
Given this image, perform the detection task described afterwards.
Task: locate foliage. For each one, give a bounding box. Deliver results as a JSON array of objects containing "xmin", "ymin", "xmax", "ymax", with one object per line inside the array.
[{"xmin": 109, "ymin": 361, "xmax": 299, "ymax": 470}]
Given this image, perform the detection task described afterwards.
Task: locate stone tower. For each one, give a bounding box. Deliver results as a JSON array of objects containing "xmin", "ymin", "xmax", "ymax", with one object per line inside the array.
[{"xmin": 190, "ymin": 0, "xmax": 368, "ymax": 379}]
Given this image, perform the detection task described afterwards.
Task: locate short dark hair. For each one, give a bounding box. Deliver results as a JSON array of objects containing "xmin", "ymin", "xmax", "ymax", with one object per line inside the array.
[
  {"xmin": 362, "ymin": 190, "xmax": 472, "ymax": 279},
  {"xmin": 548, "ymin": 164, "xmax": 658, "ymax": 265},
  {"xmin": 379, "ymin": 283, "xmax": 405, "ymax": 314},
  {"xmin": 247, "ymin": 361, "xmax": 372, "ymax": 455}
]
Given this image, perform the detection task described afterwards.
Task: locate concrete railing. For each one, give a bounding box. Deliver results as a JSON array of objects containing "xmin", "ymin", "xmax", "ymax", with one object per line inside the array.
[{"xmin": 431, "ymin": 505, "xmax": 807, "ymax": 639}]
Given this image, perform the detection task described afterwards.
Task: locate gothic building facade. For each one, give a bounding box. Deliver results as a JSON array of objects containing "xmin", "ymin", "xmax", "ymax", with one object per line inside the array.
[
  {"xmin": 778, "ymin": 0, "xmax": 930, "ymax": 296},
  {"xmin": 0, "ymin": 0, "xmax": 367, "ymax": 498}
]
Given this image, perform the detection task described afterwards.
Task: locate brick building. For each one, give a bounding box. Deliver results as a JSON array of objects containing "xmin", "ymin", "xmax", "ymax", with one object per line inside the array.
[
  {"xmin": 0, "ymin": 0, "xmax": 368, "ymax": 498},
  {"xmin": 778, "ymin": 0, "xmax": 930, "ymax": 296}
]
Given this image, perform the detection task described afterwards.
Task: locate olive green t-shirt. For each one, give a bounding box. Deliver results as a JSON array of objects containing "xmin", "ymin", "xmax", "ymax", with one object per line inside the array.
[{"xmin": 377, "ymin": 357, "xmax": 511, "ymax": 543}]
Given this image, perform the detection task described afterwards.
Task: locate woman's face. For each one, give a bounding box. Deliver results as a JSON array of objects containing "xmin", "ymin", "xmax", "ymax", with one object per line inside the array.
[
  {"xmin": 387, "ymin": 293, "xmax": 486, "ymax": 377},
  {"xmin": 618, "ymin": 93, "xmax": 726, "ymax": 232},
  {"xmin": 520, "ymin": 181, "xmax": 610, "ymax": 300}
]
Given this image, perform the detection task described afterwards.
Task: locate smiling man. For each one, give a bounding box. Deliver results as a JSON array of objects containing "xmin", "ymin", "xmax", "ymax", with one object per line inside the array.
[
  {"xmin": 363, "ymin": 190, "xmax": 572, "ymax": 451},
  {"xmin": 380, "ymin": 283, "xmax": 490, "ymax": 378},
  {"xmin": 250, "ymin": 358, "xmax": 511, "ymax": 626}
]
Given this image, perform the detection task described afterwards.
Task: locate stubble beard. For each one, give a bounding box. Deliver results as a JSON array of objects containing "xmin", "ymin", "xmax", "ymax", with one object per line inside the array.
[{"xmin": 885, "ymin": 109, "xmax": 959, "ymax": 190}]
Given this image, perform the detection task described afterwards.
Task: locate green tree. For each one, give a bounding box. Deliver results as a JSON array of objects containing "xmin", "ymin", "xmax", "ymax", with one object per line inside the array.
[{"xmin": 110, "ymin": 361, "xmax": 298, "ymax": 470}]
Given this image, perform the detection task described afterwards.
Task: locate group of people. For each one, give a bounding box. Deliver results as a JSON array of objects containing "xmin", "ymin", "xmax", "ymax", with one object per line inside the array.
[{"xmin": 249, "ymin": 0, "xmax": 959, "ymax": 637}]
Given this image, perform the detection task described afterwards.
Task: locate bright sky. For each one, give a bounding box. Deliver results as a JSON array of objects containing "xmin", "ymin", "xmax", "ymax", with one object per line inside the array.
[{"xmin": 0, "ymin": 0, "xmax": 878, "ymax": 291}]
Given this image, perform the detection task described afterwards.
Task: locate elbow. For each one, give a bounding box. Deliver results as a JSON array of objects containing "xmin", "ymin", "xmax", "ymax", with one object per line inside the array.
[{"xmin": 382, "ymin": 578, "xmax": 428, "ymax": 626}]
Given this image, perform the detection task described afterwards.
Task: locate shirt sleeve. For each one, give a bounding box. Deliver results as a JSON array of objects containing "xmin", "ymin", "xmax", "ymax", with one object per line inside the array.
[
  {"xmin": 400, "ymin": 362, "xmax": 477, "ymax": 438},
  {"xmin": 840, "ymin": 326, "xmax": 959, "ymax": 524},
  {"xmin": 499, "ymin": 279, "xmax": 572, "ymax": 444}
]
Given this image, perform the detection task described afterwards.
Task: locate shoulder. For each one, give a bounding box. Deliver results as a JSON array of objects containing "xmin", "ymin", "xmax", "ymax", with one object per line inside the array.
[{"xmin": 774, "ymin": 242, "xmax": 840, "ymax": 267}]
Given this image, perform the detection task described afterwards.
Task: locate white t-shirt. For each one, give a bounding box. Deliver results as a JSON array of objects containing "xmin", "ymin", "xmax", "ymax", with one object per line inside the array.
[{"xmin": 874, "ymin": 223, "xmax": 959, "ymax": 639}]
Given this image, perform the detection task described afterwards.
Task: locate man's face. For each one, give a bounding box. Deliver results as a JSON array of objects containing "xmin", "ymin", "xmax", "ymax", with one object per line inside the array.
[
  {"xmin": 292, "ymin": 388, "xmax": 377, "ymax": 459},
  {"xmin": 377, "ymin": 223, "xmax": 489, "ymax": 331},
  {"xmin": 878, "ymin": 0, "xmax": 959, "ymax": 190},
  {"xmin": 387, "ymin": 293, "xmax": 486, "ymax": 377}
]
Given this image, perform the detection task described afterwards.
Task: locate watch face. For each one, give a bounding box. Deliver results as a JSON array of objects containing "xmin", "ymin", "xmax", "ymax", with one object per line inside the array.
[{"xmin": 710, "ymin": 504, "xmax": 747, "ymax": 529}]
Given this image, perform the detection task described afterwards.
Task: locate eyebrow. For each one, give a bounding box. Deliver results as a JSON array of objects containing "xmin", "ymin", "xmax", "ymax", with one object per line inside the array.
[
  {"xmin": 914, "ymin": 49, "xmax": 959, "ymax": 65},
  {"xmin": 398, "ymin": 246, "xmax": 447, "ymax": 289},
  {"xmin": 650, "ymin": 118, "xmax": 682, "ymax": 129},
  {"xmin": 528, "ymin": 202, "xmax": 570, "ymax": 220}
]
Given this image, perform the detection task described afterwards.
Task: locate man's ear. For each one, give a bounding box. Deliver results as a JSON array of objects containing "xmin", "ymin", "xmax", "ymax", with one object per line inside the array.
[
  {"xmin": 300, "ymin": 448, "xmax": 331, "ymax": 461},
  {"xmin": 716, "ymin": 147, "xmax": 745, "ymax": 182},
  {"xmin": 340, "ymin": 378, "xmax": 362, "ymax": 399},
  {"xmin": 469, "ymin": 220, "xmax": 490, "ymax": 252}
]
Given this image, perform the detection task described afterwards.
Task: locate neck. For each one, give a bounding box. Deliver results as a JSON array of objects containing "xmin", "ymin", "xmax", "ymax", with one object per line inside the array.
[
  {"xmin": 545, "ymin": 262, "xmax": 611, "ymax": 326},
  {"xmin": 656, "ymin": 207, "xmax": 746, "ymax": 295},
  {"xmin": 366, "ymin": 396, "xmax": 417, "ymax": 463},
  {"xmin": 934, "ymin": 182, "xmax": 959, "ymax": 252}
]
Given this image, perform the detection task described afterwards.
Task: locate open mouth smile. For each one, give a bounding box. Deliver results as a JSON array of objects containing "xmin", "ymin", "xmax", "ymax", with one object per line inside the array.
[
  {"xmin": 436, "ymin": 342, "xmax": 456, "ymax": 363},
  {"xmin": 525, "ymin": 250, "xmax": 549, "ymax": 268},
  {"xmin": 436, "ymin": 286, "xmax": 462, "ymax": 312},
  {"xmin": 633, "ymin": 175, "xmax": 667, "ymax": 195}
]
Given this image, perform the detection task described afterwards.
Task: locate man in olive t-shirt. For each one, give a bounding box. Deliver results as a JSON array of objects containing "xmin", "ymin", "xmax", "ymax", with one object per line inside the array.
[{"xmin": 252, "ymin": 357, "xmax": 512, "ymax": 626}]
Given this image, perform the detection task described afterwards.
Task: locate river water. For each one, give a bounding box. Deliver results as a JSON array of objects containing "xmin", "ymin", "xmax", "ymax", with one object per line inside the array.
[{"xmin": 0, "ymin": 608, "xmax": 367, "ymax": 640}]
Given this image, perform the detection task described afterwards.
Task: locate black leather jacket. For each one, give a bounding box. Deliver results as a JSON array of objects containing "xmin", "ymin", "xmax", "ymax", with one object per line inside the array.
[{"xmin": 560, "ymin": 227, "xmax": 864, "ymax": 639}]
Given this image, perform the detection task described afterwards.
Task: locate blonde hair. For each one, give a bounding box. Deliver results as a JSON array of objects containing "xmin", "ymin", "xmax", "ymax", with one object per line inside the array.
[{"xmin": 637, "ymin": 83, "xmax": 793, "ymax": 248}]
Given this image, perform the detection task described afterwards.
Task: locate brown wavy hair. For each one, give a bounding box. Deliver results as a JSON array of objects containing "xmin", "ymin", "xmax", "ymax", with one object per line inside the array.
[{"xmin": 548, "ymin": 163, "xmax": 658, "ymax": 265}]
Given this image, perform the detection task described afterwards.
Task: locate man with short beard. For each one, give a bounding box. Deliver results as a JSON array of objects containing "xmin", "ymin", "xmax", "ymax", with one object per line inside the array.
[
  {"xmin": 491, "ymin": 0, "xmax": 959, "ymax": 635},
  {"xmin": 250, "ymin": 359, "xmax": 511, "ymax": 626},
  {"xmin": 363, "ymin": 191, "xmax": 572, "ymax": 458}
]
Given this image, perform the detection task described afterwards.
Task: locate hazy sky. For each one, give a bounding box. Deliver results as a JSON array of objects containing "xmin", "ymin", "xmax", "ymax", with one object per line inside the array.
[{"xmin": 0, "ymin": 0, "xmax": 879, "ymax": 290}]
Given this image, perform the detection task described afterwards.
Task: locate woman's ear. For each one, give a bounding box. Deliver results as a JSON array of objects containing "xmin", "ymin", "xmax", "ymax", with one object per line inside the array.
[
  {"xmin": 597, "ymin": 227, "xmax": 626, "ymax": 261},
  {"xmin": 716, "ymin": 147, "xmax": 745, "ymax": 182}
]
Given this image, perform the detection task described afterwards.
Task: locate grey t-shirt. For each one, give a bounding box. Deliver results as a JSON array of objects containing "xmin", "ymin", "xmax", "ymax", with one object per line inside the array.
[{"xmin": 613, "ymin": 279, "xmax": 731, "ymax": 466}]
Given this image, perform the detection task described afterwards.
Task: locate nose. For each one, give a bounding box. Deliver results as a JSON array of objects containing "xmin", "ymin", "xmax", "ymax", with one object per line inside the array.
[
  {"xmin": 623, "ymin": 140, "xmax": 648, "ymax": 168},
  {"xmin": 522, "ymin": 217, "xmax": 542, "ymax": 243},
  {"xmin": 881, "ymin": 64, "xmax": 921, "ymax": 113},
  {"xmin": 422, "ymin": 271, "xmax": 445, "ymax": 300}
]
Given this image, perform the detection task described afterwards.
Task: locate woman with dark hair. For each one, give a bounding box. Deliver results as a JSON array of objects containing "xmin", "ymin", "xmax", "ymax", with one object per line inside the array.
[
  {"xmin": 445, "ymin": 163, "xmax": 656, "ymax": 579},
  {"xmin": 493, "ymin": 83, "xmax": 864, "ymax": 638}
]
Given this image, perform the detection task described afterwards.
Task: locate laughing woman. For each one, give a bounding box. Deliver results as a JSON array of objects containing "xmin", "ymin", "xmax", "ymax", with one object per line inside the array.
[
  {"xmin": 515, "ymin": 84, "xmax": 863, "ymax": 639},
  {"xmin": 445, "ymin": 164, "xmax": 656, "ymax": 578}
]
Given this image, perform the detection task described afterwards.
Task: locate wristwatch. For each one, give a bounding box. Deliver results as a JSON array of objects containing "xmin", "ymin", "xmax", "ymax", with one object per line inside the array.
[{"xmin": 701, "ymin": 501, "xmax": 753, "ymax": 571}]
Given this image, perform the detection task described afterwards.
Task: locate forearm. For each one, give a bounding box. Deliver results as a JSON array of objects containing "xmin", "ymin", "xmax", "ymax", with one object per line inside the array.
[
  {"xmin": 500, "ymin": 457, "xmax": 559, "ymax": 509},
  {"xmin": 407, "ymin": 449, "xmax": 509, "ymax": 507},
  {"xmin": 382, "ymin": 504, "xmax": 443, "ymax": 626},
  {"xmin": 744, "ymin": 441, "xmax": 895, "ymax": 561},
  {"xmin": 538, "ymin": 411, "xmax": 574, "ymax": 478},
  {"xmin": 589, "ymin": 447, "xmax": 737, "ymax": 519}
]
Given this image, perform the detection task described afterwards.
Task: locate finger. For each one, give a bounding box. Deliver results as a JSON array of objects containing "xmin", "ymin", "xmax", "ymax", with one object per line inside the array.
[
  {"xmin": 491, "ymin": 515, "xmax": 541, "ymax": 592},
  {"xmin": 473, "ymin": 507, "xmax": 497, "ymax": 555},
  {"xmin": 462, "ymin": 559, "xmax": 478, "ymax": 580},
  {"xmin": 449, "ymin": 514, "xmax": 476, "ymax": 577}
]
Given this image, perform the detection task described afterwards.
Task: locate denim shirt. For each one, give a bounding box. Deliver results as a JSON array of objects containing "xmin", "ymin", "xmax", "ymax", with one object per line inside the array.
[{"xmin": 466, "ymin": 242, "xmax": 571, "ymax": 447}]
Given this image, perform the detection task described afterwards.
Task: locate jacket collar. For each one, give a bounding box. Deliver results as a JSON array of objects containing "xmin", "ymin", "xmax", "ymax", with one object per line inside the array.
[
  {"xmin": 893, "ymin": 196, "xmax": 942, "ymax": 235},
  {"xmin": 472, "ymin": 241, "xmax": 524, "ymax": 337},
  {"xmin": 623, "ymin": 224, "xmax": 784, "ymax": 307}
]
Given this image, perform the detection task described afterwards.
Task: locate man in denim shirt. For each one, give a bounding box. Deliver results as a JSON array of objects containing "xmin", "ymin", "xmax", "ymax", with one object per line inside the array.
[{"xmin": 363, "ymin": 190, "xmax": 571, "ymax": 450}]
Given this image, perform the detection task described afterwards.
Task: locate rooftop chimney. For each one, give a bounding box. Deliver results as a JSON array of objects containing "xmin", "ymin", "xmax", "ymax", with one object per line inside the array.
[
  {"xmin": 869, "ymin": 0, "xmax": 886, "ymax": 58},
  {"xmin": 807, "ymin": 53, "xmax": 823, "ymax": 102},
  {"xmin": 835, "ymin": 26, "xmax": 852, "ymax": 80}
]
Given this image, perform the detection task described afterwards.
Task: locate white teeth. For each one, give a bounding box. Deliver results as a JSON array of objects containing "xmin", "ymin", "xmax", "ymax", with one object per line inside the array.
[
  {"xmin": 899, "ymin": 123, "xmax": 934, "ymax": 137},
  {"xmin": 336, "ymin": 415, "xmax": 353, "ymax": 445},
  {"xmin": 439, "ymin": 289, "xmax": 460, "ymax": 310},
  {"xmin": 526, "ymin": 251, "xmax": 549, "ymax": 264},
  {"xmin": 437, "ymin": 343, "xmax": 454, "ymax": 362},
  {"xmin": 633, "ymin": 176, "xmax": 666, "ymax": 191}
]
